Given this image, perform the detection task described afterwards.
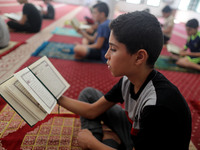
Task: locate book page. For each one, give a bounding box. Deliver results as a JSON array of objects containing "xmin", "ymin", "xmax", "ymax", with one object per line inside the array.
[
  {"xmin": 0, "ymin": 76, "xmax": 41, "ymax": 127},
  {"xmin": 4, "ymin": 13, "xmax": 21, "ymax": 21},
  {"xmin": 80, "ymin": 24, "xmax": 91, "ymax": 29},
  {"xmin": 71, "ymin": 18, "xmax": 80, "ymax": 30},
  {"xmin": 14, "ymin": 68, "xmax": 57, "ymax": 114},
  {"xmin": 167, "ymin": 44, "xmax": 180, "ymax": 55},
  {"xmin": 28, "ymin": 56, "xmax": 70, "ymax": 99},
  {"xmin": 5, "ymin": 78, "xmax": 47, "ymax": 121}
]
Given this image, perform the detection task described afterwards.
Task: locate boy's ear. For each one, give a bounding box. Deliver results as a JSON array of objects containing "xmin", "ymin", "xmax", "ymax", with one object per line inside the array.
[{"xmin": 135, "ymin": 49, "xmax": 148, "ymax": 65}]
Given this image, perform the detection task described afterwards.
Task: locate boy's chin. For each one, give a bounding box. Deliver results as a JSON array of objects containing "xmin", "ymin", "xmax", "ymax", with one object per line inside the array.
[{"xmin": 111, "ymin": 72, "xmax": 121, "ymax": 77}]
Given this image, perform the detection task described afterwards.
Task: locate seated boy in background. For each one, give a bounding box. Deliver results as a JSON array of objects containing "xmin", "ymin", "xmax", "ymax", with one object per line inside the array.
[
  {"xmin": 40, "ymin": 0, "xmax": 55, "ymax": 20},
  {"xmin": 7, "ymin": 0, "xmax": 42, "ymax": 33},
  {"xmin": 0, "ymin": 16, "xmax": 10, "ymax": 49},
  {"xmin": 176, "ymin": 18, "xmax": 200, "ymax": 71},
  {"xmin": 58, "ymin": 11, "xmax": 192, "ymax": 150},
  {"xmin": 161, "ymin": 5, "xmax": 174, "ymax": 45},
  {"xmin": 74, "ymin": 2, "xmax": 110, "ymax": 63}
]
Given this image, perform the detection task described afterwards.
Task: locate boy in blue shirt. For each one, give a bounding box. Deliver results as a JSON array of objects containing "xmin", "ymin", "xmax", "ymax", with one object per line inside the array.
[
  {"xmin": 74, "ymin": 2, "xmax": 110, "ymax": 63},
  {"xmin": 58, "ymin": 11, "xmax": 191, "ymax": 150},
  {"xmin": 176, "ymin": 18, "xmax": 200, "ymax": 71}
]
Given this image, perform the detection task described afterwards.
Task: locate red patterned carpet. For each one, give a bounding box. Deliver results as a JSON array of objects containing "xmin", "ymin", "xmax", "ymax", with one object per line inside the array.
[
  {"xmin": 1, "ymin": 55, "xmax": 200, "ymax": 149},
  {"xmin": 0, "ymin": 1, "xmax": 200, "ymax": 149}
]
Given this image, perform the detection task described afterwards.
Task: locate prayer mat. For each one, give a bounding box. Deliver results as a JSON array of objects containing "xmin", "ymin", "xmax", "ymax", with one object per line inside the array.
[
  {"xmin": 52, "ymin": 27, "xmax": 82, "ymax": 37},
  {"xmin": 32, "ymin": 41, "xmax": 103, "ymax": 63},
  {"xmin": 0, "ymin": 41, "xmax": 25, "ymax": 59},
  {"xmin": 31, "ymin": 41, "xmax": 75, "ymax": 60},
  {"xmin": 155, "ymin": 55, "xmax": 200, "ymax": 73}
]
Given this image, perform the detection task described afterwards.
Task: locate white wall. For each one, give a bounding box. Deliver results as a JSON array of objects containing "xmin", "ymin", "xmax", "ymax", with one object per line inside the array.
[
  {"xmin": 53, "ymin": 0, "xmax": 200, "ymax": 23},
  {"xmin": 115, "ymin": 0, "xmax": 200, "ymax": 23},
  {"xmin": 53, "ymin": 0, "xmax": 116, "ymax": 19}
]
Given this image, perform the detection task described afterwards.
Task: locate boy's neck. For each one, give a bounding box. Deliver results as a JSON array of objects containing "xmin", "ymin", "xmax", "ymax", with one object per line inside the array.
[
  {"xmin": 129, "ymin": 68, "xmax": 153, "ymax": 94},
  {"xmin": 99, "ymin": 18, "xmax": 107, "ymax": 24}
]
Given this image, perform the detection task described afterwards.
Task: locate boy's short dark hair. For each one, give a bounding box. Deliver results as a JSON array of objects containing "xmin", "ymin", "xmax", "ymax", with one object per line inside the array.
[
  {"xmin": 186, "ymin": 19, "xmax": 199, "ymax": 29},
  {"xmin": 109, "ymin": 11, "xmax": 163, "ymax": 68},
  {"xmin": 162, "ymin": 5, "xmax": 172, "ymax": 13},
  {"xmin": 93, "ymin": 2, "xmax": 109, "ymax": 18}
]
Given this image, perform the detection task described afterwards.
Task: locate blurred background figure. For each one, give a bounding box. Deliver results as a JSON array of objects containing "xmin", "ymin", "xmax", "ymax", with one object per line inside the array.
[
  {"xmin": 7, "ymin": 0, "xmax": 42, "ymax": 33},
  {"xmin": 40, "ymin": 0, "xmax": 55, "ymax": 20},
  {"xmin": 161, "ymin": 5, "xmax": 174, "ymax": 45},
  {"xmin": 0, "ymin": 16, "xmax": 10, "ymax": 49}
]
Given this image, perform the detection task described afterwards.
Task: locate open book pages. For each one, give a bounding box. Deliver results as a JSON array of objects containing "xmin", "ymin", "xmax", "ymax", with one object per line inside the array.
[
  {"xmin": 1, "ymin": 77, "xmax": 47, "ymax": 126},
  {"xmin": 167, "ymin": 44, "xmax": 180, "ymax": 55},
  {"xmin": 4, "ymin": 13, "xmax": 21, "ymax": 21},
  {"xmin": 71, "ymin": 18, "xmax": 91, "ymax": 30},
  {"xmin": 0, "ymin": 56, "xmax": 70, "ymax": 127}
]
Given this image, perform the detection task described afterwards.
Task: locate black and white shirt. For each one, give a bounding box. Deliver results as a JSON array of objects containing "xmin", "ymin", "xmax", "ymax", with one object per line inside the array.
[{"xmin": 105, "ymin": 70, "xmax": 191, "ymax": 150}]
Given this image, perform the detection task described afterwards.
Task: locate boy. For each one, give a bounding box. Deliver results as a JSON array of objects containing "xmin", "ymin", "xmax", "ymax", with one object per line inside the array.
[
  {"xmin": 74, "ymin": 2, "xmax": 110, "ymax": 63},
  {"xmin": 176, "ymin": 19, "xmax": 200, "ymax": 71},
  {"xmin": 40, "ymin": 0, "xmax": 55, "ymax": 19},
  {"xmin": 161, "ymin": 5, "xmax": 174, "ymax": 45},
  {"xmin": 58, "ymin": 11, "xmax": 192, "ymax": 150},
  {"xmin": 7, "ymin": 0, "xmax": 42, "ymax": 33}
]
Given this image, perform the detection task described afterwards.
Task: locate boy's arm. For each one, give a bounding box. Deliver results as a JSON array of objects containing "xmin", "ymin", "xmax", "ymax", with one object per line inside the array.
[
  {"xmin": 162, "ymin": 25, "xmax": 173, "ymax": 34},
  {"xmin": 88, "ymin": 37, "xmax": 105, "ymax": 49},
  {"xmin": 18, "ymin": 14, "xmax": 27, "ymax": 25},
  {"xmin": 58, "ymin": 95, "xmax": 115, "ymax": 119},
  {"xmin": 180, "ymin": 51, "xmax": 200, "ymax": 57},
  {"xmin": 78, "ymin": 29, "xmax": 97, "ymax": 43}
]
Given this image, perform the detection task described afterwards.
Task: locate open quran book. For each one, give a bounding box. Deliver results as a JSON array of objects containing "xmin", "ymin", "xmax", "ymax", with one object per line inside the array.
[
  {"xmin": 71, "ymin": 17, "xmax": 91, "ymax": 30},
  {"xmin": 167, "ymin": 43, "xmax": 180, "ymax": 55},
  {"xmin": 0, "ymin": 56, "xmax": 70, "ymax": 127},
  {"xmin": 4, "ymin": 13, "xmax": 21, "ymax": 21}
]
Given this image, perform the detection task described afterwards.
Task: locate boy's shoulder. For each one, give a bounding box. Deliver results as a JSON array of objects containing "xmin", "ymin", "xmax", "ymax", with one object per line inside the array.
[{"xmin": 99, "ymin": 19, "xmax": 110, "ymax": 27}]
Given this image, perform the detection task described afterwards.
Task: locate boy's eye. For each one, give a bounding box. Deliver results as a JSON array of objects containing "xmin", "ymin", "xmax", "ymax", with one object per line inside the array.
[{"xmin": 110, "ymin": 48, "xmax": 116, "ymax": 52}]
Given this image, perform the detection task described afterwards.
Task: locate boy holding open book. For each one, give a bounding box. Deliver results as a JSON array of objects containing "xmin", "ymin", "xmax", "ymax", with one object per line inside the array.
[
  {"xmin": 58, "ymin": 11, "xmax": 192, "ymax": 150},
  {"xmin": 176, "ymin": 19, "xmax": 200, "ymax": 71},
  {"xmin": 73, "ymin": 2, "xmax": 110, "ymax": 63}
]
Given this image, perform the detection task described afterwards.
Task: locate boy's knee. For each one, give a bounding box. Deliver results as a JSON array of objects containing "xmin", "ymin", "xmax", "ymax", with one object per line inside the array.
[{"xmin": 78, "ymin": 87, "xmax": 96, "ymax": 101}]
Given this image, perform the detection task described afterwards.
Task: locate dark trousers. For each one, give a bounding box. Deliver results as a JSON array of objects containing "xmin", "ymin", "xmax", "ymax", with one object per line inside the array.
[
  {"xmin": 164, "ymin": 35, "xmax": 170, "ymax": 44},
  {"xmin": 7, "ymin": 21, "xmax": 40, "ymax": 33},
  {"xmin": 78, "ymin": 87, "xmax": 134, "ymax": 150}
]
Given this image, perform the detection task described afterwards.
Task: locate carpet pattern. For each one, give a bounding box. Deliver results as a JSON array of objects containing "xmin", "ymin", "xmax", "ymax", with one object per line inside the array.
[
  {"xmin": 49, "ymin": 35, "xmax": 82, "ymax": 44},
  {"xmin": 0, "ymin": 41, "xmax": 25, "ymax": 59},
  {"xmin": 0, "ymin": 103, "xmax": 81, "ymax": 150}
]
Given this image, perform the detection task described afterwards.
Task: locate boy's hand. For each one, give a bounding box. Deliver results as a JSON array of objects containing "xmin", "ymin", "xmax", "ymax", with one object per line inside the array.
[
  {"xmin": 179, "ymin": 50, "xmax": 190, "ymax": 56},
  {"xmin": 77, "ymin": 129, "xmax": 95, "ymax": 149},
  {"xmin": 76, "ymin": 28, "xmax": 84, "ymax": 35}
]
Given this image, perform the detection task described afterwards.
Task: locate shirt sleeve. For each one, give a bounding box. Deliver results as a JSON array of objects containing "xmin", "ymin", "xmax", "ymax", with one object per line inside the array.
[
  {"xmin": 104, "ymin": 77, "xmax": 124, "ymax": 103},
  {"xmin": 23, "ymin": 4, "xmax": 29, "ymax": 15},
  {"xmin": 96, "ymin": 21, "xmax": 110, "ymax": 39}
]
